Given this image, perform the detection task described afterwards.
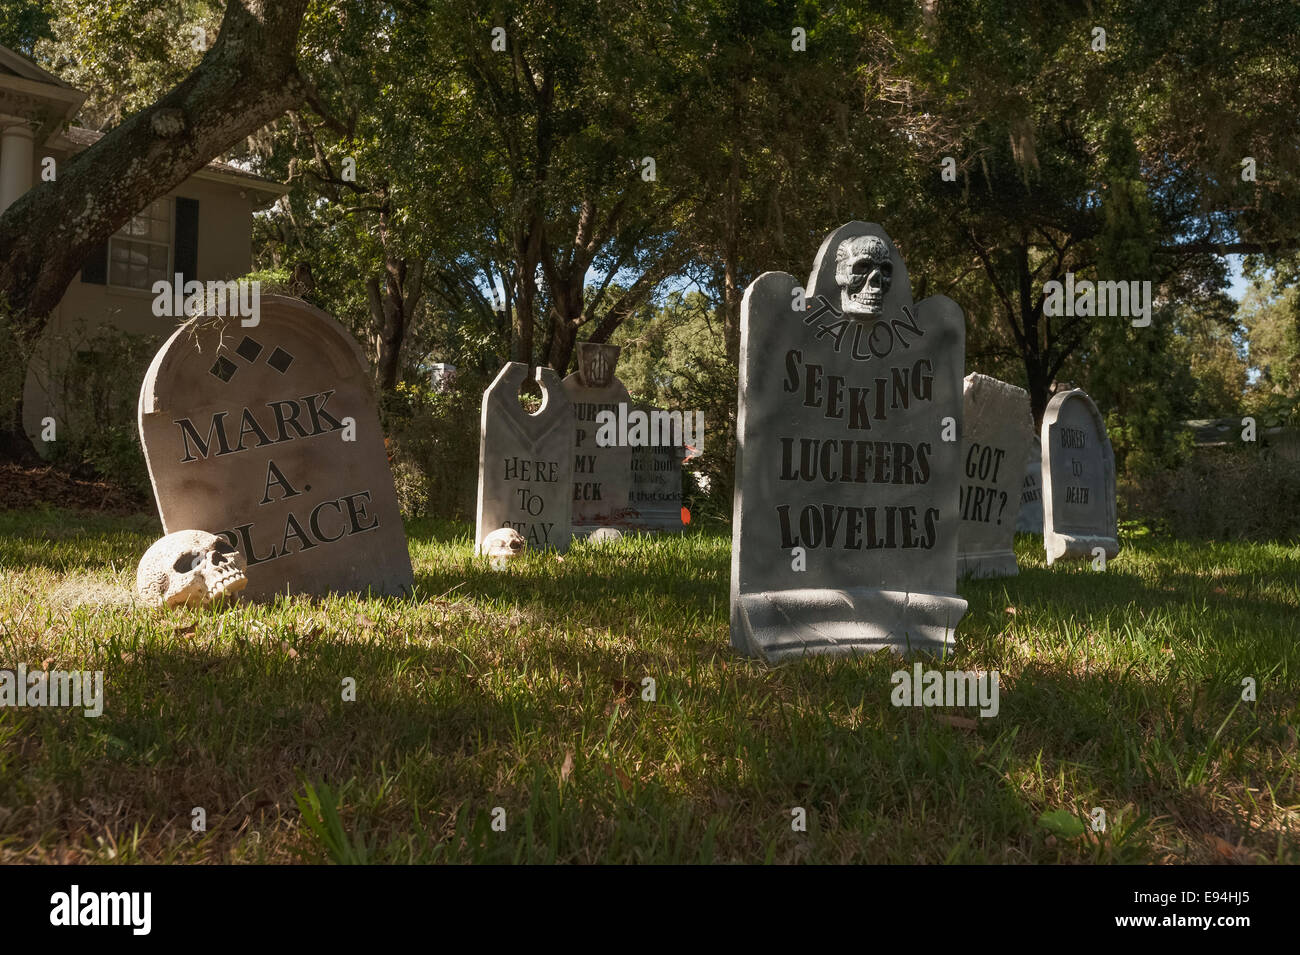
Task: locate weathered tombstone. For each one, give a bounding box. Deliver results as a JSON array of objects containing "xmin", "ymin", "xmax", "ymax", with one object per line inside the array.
[
  {"xmin": 956, "ymin": 374, "xmax": 1033, "ymax": 578},
  {"xmin": 731, "ymin": 221, "xmax": 968, "ymax": 661},
  {"xmin": 1040, "ymin": 388, "xmax": 1119, "ymax": 565},
  {"xmin": 475, "ymin": 362, "xmax": 574, "ymax": 553},
  {"xmin": 1015, "ymin": 439, "xmax": 1044, "ymax": 534},
  {"xmin": 138, "ymin": 295, "xmax": 414, "ymax": 600},
  {"xmin": 561, "ymin": 343, "xmax": 634, "ymax": 531},
  {"xmin": 626, "ymin": 425, "xmax": 685, "ymax": 532}
]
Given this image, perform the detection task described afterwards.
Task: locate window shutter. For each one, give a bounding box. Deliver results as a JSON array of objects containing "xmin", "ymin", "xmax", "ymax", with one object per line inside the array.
[
  {"xmin": 174, "ymin": 197, "xmax": 199, "ymax": 283},
  {"xmin": 80, "ymin": 241, "xmax": 108, "ymax": 285}
]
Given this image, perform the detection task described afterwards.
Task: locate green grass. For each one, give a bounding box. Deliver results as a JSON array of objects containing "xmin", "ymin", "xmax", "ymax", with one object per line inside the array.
[{"xmin": 0, "ymin": 508, "xmax": 1297, "ymax": 863}]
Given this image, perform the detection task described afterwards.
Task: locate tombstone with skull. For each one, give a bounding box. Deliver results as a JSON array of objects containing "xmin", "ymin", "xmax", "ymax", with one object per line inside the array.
[
  {"xmin": 136, "ymin": 529, "xmax": 248, "ymax": 607},
  {"xmin": 562, "ymin": 343, "xmax": 634, "ymax": 529},
  {"xmin": 730, "ymin": 220, "xmax": 968, "ymax": 662}
]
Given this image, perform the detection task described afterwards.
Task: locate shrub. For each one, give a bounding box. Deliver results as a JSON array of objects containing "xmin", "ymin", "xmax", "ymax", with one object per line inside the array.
[
  {"xmin": 43, "ymin": 326, "xmax": 157, "ymax": 498},
  {"xmin": 381, "ymin": 371, "xmax": 487, "ymax": 521},
  {"xmin": 1121, "ymin": 443, "xmax": 1300, "ymax": 542}
]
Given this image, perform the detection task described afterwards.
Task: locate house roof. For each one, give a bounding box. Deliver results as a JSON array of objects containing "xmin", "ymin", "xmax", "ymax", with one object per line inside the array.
[
  {"xmin": 0, "ymin": 42, "xmax": 86, "ymax": 142},
  {"xmin": 0, "ymin": 42, "xmax": 287, "ymax": 208},
  {"xmin": 0, "ymin": 44, "xmax": 74, "ymax": 87}
]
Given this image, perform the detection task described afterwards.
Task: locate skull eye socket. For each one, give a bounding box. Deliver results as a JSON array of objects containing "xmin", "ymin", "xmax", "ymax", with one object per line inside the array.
[
  {"xmin": 174, "ymin": 552, "xmax": 202, "ymax": 573},
  {"xmin": 851, "ymin": 259, "xmax": 892, "ymax": 277}
]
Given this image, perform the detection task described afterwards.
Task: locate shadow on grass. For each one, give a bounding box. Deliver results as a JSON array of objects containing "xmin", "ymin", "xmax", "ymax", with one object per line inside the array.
[
  {"xmin": 1, "ymin": 513, "xmax": 1296, "ymax": 862},
  {"xmin": 0, "ymin": 634, "xmax": 1140, "ymax": 863}
]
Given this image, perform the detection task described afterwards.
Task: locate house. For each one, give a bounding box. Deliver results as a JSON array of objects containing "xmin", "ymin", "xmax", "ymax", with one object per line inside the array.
[{"xmin": 0, "ymin": 43, "xmax": 287, "ymax": 449}]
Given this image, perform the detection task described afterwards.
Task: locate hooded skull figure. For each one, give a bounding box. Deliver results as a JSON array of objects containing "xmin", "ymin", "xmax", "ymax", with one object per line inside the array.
[
  {"xmin": 835, "ymin": 234, "xmax": 893, "ymax": 318},
  {"xmin": 136, "ymin": 530, "xmax": 248, "ymax": 607},
  {"xmin": 478, "ymin": 527, "xmax": 527, "ymax": 570},
  {"xmin": 577, "ymin": 342, "xmax": 620, "ymax": 389}
]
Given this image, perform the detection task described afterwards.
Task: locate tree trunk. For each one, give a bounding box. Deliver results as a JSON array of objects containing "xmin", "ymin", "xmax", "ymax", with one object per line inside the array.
[
  {"xmin": 722, "ymin": 83, "xmax": 743, "ymax": 365},
  {"xmin": 366, "ymin": 257, "xmax": 424, "ymax": 393},
  {"xmin": 512, "ymin": 218, "xmax": 544, "ymax": 366},
  {"xmin": 1016, "ymin": 242, "xmax": 1051, "ymax": 428},
  {"xmin": 1026, "ymin": 357, "xmax": 1052, "ymax": 430},
  {"xmin": 548, "ymin": 315, "xmax": 578, "ymax": 376},
  {"xmin": 545, "ymin": 267, "xmax": 585, "ymax": 374},
  {"xmin": 0, "ymin": 0, "xmax": 311, "ymax": 458}
]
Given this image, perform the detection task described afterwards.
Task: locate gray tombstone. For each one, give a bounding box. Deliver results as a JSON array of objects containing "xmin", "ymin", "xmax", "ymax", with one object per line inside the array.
[
  {"xmin": 561, "ymin": 343, "xmax": 634, "ymax": 531},
  {"xmin": 1040, "ymin": 388, "xmax": 1119, "ymax": 565},
  {"xmin": 957, "ymin": 374, "xmax": 1034, "ymax": 579},
  {"xmin": 1015, "ymin": 439, "xmax": 1044, "ymax": 534},
  {"xmin": 731, "ymin": 221, "xmax": 968, "ymax": 661},
  {"xmin": 475, "ymin": 362, "xmax": 575, "ymax": 553},
  {"xmin": 138, "ymin": 295, "xmax": 413, "ymax": 600},
  {"xmin": 625, "ymin": 427, "xmax": 685, "ymax": 532}
]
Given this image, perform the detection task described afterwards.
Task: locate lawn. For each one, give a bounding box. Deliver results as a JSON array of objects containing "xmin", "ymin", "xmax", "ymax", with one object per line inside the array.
[{"xmin": 0, "ymin": 507, "xmax": 1297, "ymax": 863}]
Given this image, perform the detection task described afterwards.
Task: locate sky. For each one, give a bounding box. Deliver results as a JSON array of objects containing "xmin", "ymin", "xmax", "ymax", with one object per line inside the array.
[{"xmin": 1225, "ymin": 255, "xmax": 1251, "ymax": 302}]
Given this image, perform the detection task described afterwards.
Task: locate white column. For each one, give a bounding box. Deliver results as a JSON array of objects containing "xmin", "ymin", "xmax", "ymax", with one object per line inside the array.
[{"xmin": 0, "ymin": 117, "xmax": 35, "ymax": 213}]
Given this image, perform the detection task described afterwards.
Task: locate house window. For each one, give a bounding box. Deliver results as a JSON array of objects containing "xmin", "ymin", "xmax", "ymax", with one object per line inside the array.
[{"xmin": 108, "ymin": 198, "xmax": 171, "ymax": 290}]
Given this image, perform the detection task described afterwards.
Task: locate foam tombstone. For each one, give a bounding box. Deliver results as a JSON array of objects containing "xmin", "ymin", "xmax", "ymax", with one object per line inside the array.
[
  {"xmin": 730, "ymin": 222, "xmax": 968, "ymax": 661},
  {"xmin": 138, "ymin": 295, "xmax": 413, "ymax": 600},
  {"xmin": 956, "ymin": 374, "xmax": 1034, "ymax": 578},
  {"xmin": 475, "ymin": 362, "xmax": 575, "ymax": 553},
  {"xmin": 626, "ymin": 434, "xmax": 686, "ymax": 532},
  {"xmin": 561, "ymin": 342, "xmax": 634, "ymax": 531},
  {"xmin": 1015, "ymin": 439, "xmax": 1044, "ymax": 534},
  {"xmin": 1040, "ymin": 388, "xmax": 1120, "ymax": 565}
]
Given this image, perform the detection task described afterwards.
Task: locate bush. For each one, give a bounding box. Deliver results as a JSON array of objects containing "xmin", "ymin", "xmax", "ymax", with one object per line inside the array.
[
  {"xmin": 381, "ymin": 371, "xmax": 487, "ymax": 521},
  {"xmin": 1121, "ymin": 444, "xmax": 1300, "ymax": 542},
  {"xmin": 44, "ymin": 326, "xmax": 157, "ymax": 498}
]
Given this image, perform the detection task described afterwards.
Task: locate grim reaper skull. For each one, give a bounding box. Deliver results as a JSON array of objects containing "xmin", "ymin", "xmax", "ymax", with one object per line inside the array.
[
  {"xmin": 136, "ymin": 530, "xmax": 248, "ymax": 608},
  {"xmin": 577, "ymin": 342, "xmax": 620, "ymax": 389},
  {"xmin": 834, "ymin": 234, "xmax": 893, "ymax": 318},
  {"xmin": 479, "ymin": 527, "xmax": 527, "ymax": 570}
]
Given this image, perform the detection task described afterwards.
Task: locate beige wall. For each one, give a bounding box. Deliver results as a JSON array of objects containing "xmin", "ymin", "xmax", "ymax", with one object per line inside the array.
[{"xmin": 22, "ymin": 166, "xmax": 257, "ymax": 445}]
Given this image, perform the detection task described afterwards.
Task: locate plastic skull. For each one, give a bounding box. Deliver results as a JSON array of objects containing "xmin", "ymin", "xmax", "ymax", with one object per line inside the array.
[
  {"xmin": 835, "ymin": 234, "xmax": 893, "ymax": 318},
  {"xmin": 479, "ymin": 527, "xmax": 527, "ymax": 570},
  {"xmin": 136, "ymin": 530, "xmax": 248, "ymax": 608}
]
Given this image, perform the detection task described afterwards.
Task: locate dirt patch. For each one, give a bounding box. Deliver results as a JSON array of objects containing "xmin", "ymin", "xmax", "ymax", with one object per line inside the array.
[{"xmin": 0, "ymin": 463, "xmax": 150, "ymax": 515}]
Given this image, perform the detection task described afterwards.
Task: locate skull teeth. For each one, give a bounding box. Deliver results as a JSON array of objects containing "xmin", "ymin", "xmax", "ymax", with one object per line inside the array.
[{"xmin": 205, "ymin": 566, "xmax": 247, "ymax": 599}]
